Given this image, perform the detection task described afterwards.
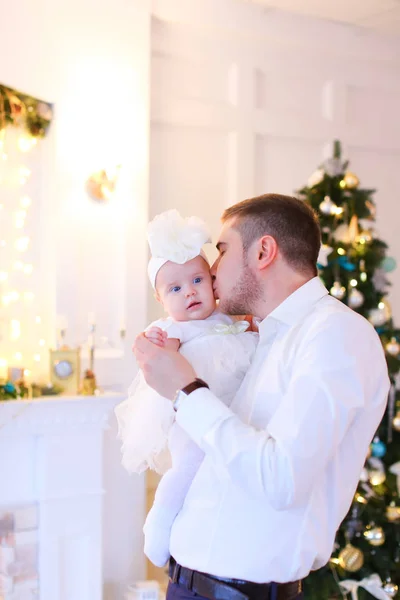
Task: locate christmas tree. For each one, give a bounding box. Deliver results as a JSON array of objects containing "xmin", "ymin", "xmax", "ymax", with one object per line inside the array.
[{"xmin": 297, "ymin": 141, "xmax": 400, "ymax": 600}]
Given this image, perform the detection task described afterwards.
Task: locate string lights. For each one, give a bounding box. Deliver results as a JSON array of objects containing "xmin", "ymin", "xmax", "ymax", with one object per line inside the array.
[{"xmin": 0, "ymin": 128, "xmax": 48, "ymax": 385}]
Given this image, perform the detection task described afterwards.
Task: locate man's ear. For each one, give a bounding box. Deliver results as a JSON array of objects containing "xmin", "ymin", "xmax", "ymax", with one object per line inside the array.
[{"xmin": 255, "ymin": 235, "xmax": 278, "ymax": 270}]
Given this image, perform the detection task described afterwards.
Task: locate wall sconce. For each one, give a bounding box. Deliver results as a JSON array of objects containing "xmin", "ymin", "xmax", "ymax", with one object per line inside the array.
[{"xmin": 86, "ymin": 165, "xmax": 121, "ymax": 202}]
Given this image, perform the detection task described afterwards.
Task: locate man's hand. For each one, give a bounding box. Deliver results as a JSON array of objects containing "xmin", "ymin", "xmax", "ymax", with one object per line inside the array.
[{"xmin": 133, "ymin": 333, "xmax": 196, "ymax": 400}]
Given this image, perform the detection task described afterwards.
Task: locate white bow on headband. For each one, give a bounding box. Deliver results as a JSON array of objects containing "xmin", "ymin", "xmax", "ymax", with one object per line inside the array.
[{"xmin": 147, "ymin": 209, "xmax": 211, "ymax": 288}]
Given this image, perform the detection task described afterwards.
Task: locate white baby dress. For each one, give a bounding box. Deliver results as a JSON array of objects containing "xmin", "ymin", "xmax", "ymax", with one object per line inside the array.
[{"xmin": 115, "ymin": 310, "xmax": 258, "ymax": 566}]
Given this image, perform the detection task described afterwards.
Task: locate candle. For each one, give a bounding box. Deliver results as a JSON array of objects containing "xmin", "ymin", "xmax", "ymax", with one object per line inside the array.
[{"xmin": 88, "ymin": 312, "xmax": 96, "ymax": 326}]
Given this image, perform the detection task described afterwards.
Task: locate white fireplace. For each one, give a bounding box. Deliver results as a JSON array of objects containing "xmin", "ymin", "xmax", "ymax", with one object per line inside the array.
[{"xmin": 0, "ymin": 393, "xmax": 146, "ymax": 600}]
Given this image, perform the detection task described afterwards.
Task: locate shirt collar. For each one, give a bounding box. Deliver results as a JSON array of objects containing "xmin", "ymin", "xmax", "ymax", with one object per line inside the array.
[{"xmin": 258, "ymin": 277, "xmax": 329, "ymax": 338}]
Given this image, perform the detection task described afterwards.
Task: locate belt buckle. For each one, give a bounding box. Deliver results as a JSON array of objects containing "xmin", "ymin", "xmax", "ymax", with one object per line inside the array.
[{"xmin": 171, "ymin": 563, "xmax": 181, "ymax": 584}]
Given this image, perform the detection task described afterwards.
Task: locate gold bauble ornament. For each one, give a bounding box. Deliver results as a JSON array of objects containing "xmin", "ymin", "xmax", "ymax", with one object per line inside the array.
[
  {"xmin": 338, "ymin": 543, "xmax": 364, "ymax": 572},
  {"xmin": 386, "ymin": 502, "xmax": 400, "ymax": 522},
  {"xmin": 386, "ymin": 338, "xmax": 400, "ymax": 357},
  {"xmin": 392, "ymin": 411, "xmax": 400, "ymax": 432},
  {"xmin": 369, "ymin": 469, "xmax": 386, "ymax": 486},
  {"xmin": 342, "ymin": 172, "xmax": 360, "ymax": 189},
  {"xmin": 364, "ymin": 525, "xmax": 385, "ymax": 546},
  {"xmin": 383, "ymin": 581, "xmax": 399, "ymax": 598},
  {"xmin": 355, "ymin": 492, "xmax": 368, "ymax": 505}
]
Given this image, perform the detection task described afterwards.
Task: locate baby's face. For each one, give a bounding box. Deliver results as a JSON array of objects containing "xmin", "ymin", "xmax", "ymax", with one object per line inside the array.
[{"xmin": 155, "ymin": 255, "xmax": 216, "ymax": 322}]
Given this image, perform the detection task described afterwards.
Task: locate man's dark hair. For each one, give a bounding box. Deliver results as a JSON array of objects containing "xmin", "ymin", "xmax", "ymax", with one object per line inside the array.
[{"xmin": 222, "ymin": 193, "xmax": 321, "ymax": 276}]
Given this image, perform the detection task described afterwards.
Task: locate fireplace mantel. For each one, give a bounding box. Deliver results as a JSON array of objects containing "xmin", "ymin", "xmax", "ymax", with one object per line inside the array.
[
  {"xmin": 0, "ymin": 393, "xmax": 121, "ymax": 436},
  {"xmin": 0, "ymin": 392, "xmax": 131, "ymax": 600}
]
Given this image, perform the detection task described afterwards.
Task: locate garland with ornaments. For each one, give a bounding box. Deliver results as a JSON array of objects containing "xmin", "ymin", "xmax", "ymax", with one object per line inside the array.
[
  {"xmin": 0, "ymin": 83, "xmax": 54, "ymax": 400},
  {"xmin": 298, "ymin": 141, "xmax": 400, "ymax": 600},
  {"xmin": 0, "ymin": 83, "xmax": 52, "ymax": 139}
]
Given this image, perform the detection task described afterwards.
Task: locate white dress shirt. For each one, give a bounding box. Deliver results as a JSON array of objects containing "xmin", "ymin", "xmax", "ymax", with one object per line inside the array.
[{"xmin": 170, "ymin": 277, "xmax": 390, "ymax": 583}]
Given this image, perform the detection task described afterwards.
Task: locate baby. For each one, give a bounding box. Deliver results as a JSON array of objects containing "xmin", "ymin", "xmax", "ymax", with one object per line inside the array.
[{"xmin": 115, "ymin": 209, "xmax": 258, "ymax": 567}]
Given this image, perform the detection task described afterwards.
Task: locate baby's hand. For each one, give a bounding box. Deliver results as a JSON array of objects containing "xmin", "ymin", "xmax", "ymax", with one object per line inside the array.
[{"xmin": 144, "ymin": 327, "xmax": 168, "ymax": 347}]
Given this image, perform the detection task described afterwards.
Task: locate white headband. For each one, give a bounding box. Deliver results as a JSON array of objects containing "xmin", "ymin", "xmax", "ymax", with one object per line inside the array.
[{"xmin": 147, "ymin": 209, "xmax": 211, "ymax": 289}]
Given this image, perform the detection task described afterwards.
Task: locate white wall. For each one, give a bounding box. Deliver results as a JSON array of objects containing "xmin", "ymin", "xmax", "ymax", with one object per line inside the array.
[
  {"xmin": 0, "ymin": 1, "xmax": 151, "ymax": 597},
  {"xmin": 1, "ymin": 0, "xmax": 152, "ymax": 394},
  {"xmin": 149, "ymin": 0, "xmax": 400, "ymax": 324}
]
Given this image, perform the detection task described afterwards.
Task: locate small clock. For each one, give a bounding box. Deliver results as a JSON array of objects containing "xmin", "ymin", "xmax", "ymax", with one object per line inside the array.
[
  {"xmin": 50, "ymin": 348, "xmax": 80, "ymax": 394},
  {"xmin": 53, "ymin": 360, "xmax": 73, "ymax": 379}
]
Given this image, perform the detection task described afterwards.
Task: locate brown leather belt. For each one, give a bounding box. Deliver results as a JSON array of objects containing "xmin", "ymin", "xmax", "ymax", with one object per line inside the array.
[{"xmin": 169, "ymin": 557, "xmax": 302, "ymax": 600}]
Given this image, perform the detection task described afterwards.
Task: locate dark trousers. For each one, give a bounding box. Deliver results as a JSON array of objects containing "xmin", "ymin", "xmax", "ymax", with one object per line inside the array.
[{"xmin": 166, "ymin": 580, "xmax": 304, "ymax": 600}]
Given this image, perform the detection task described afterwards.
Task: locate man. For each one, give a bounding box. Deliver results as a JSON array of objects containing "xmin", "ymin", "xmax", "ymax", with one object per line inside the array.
[{"xmin": 134, "ymin": 193, "xmax": 389, "ymax": 600}]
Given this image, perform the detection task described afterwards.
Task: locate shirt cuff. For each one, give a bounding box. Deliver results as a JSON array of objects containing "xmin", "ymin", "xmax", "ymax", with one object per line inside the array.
[{"xmin": 175, "ymin": 387, "xmax": 232, "ymax": 447}]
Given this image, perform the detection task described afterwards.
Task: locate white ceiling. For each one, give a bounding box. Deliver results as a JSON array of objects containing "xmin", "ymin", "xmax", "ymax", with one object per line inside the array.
[{"xmin": 245, "ymin": 0, "xmax": 400, "ymax": 35}]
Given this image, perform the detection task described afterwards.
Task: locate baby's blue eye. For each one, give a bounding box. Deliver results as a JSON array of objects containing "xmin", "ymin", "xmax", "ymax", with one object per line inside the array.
[
  {"xmin": 171, "ymin": 286, "xmax": 181, "ymax": 293},
  {"xmin": 193, "ymin": 277, "xmax": 202, "ymax": 284}
]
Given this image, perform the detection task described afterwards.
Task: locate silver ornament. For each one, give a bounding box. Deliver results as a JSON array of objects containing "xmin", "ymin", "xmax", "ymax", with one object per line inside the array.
[
  {"xmin": 369, "ymin": 309, "xmax": 387, "ymax": 327},
  {"xmin": 383, "ymin": 582, "xmax": 398, "ymax": 598},
  {"xmin": 386, "ymin": 338, "xmax": 400, "ymax": 356},
  {"xmin": 369, "ymin": 300, "xmax": 391, "ymax": 327},
  {"xmin": 348, "ymin": 288, "xmax": 364, "ymax": 309},
  {"xmin": 333, "ymin": 223, "xmax": 351, "ymax": 243},
  {"xmin": 323, "ymin": 157, "xmax": 344, "ymax": 177},
  {"xmin": 330, "ymin": 281, "xmax": 346, "ymax": 300},
  {"xmin": 319, "ymin": 195, "xmax": 337, "ymax": 215},
  {"xmin": 364, "ymin": 525, "xmax": 385, "ymax": 546}
]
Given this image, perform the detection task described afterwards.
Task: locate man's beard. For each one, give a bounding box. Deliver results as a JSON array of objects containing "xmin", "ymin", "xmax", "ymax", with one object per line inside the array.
[{"xmin": 218, "ymin": 264, "xmax": 263, "ymax": 316}]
